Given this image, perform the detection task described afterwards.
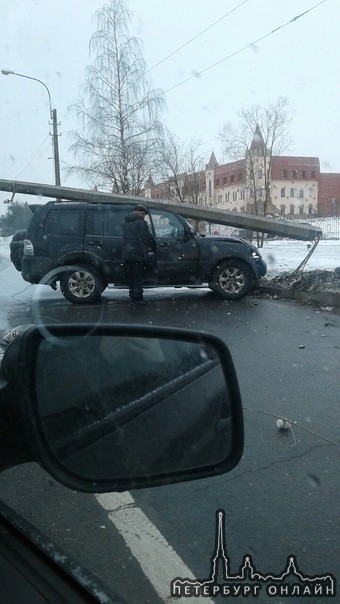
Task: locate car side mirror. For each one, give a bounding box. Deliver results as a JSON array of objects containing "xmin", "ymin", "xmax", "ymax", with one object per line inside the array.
[{"xmin": 0, "ymin": 324, "xmax": 243, "ymax": 492}]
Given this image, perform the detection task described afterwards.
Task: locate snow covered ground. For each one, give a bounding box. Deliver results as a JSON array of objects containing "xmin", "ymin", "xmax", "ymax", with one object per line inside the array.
[
  {"xmin": 260, "ymin": 239, "xmax": 340, "ymax": 276},
  {"xmin": 0, "ymin": 238, "xmax": 11, "ymax": 262}
]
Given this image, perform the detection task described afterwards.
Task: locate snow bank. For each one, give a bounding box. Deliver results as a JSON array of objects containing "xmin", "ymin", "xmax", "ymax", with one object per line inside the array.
[{"xmin": 261, "ymin": 239, "xmax": 340, "ymax": 276}]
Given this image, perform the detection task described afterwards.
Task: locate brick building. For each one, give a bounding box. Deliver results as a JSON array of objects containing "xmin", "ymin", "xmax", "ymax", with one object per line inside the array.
[
  {"xmin": 318, "ymin": 173, "xmax": 340, "ymax": 216},
  {"xmin": 143, "ymin": 129, "xmax": 340, "ymax": 218}
]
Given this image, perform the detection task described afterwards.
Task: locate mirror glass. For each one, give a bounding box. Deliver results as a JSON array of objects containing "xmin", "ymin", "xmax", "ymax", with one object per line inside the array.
[{"xmin": 35, "ymin": 334, "xmax": 233, "ymax": 481}]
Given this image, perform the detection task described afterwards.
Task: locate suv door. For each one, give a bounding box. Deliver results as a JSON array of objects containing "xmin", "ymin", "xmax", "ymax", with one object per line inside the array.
[
  {"xmin": 84, "ymin": 205, "xmax": 157, "ymax": 285},
  {"xmin": 148, "ymin": 209, "xmax": 200, "ymax": 284},
  {"xmin": 84, "ymin": 205, "xmax": 128, "ymax": 283},
  {"xmin": 31, "ymin": 206, "xmax": 85, "ymax": 259}
]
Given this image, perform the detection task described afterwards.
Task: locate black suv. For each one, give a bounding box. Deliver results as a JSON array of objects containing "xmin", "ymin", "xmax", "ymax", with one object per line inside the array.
[{"xmin": 10, "ymin": 200, "xmax": 267, "ymax": 304}]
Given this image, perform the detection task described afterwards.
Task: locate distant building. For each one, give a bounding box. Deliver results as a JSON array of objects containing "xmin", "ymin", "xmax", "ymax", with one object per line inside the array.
[
  {"xmin": 143, "ymin": 128, "xmax": 340, "ymax": 218},
  {"xmin": 318, "ymin": 173, "xmax": 340, "ymax": 216}
]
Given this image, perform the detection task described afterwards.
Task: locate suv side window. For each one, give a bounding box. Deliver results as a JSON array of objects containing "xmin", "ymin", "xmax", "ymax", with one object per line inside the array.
[
  {"xmin": 149, "ymin": 209, "xmax": 185, "ymax": 239},
  {"xmin": 44, "ymin": 209, "xmax": 84, "ymax": 236},
  {"xmin": 86, "ymin": 209, "xmax": 104, "ymax": 236},
  {"xmin": 86, "ymin": 207, "xmax": 128, "ymax": 237},
  {"xmin": 106, "ymin": 208, "xmax": 129, "ymax": 236}
]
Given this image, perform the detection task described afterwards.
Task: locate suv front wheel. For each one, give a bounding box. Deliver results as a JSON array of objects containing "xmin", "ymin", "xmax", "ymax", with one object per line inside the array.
[
  {"xmin": 60, "ymin": 268, "xmax": 105, "ymax": 304},
  {"xmin": 210, "ymin": 260, "xmax": 253, "ymax": 300}
]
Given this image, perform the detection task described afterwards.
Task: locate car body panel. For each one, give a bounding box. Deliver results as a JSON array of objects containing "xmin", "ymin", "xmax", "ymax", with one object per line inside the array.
[{"xmin": 11, "ymin": 201, "xmax": 266, "ymax": 296}]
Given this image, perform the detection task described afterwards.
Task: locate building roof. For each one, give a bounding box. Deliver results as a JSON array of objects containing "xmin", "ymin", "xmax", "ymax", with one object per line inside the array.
[
  {"xmin": 215, "ymin": 159, "xmax": 245, "ymax": 175},
  {"xmin": 249, "ymin": 125, "xmax": 267, "ymax": 154},
  {"xmin": 271, "ymin": 156, "xmax": 320, "ymax": 179},
  {"xmin": 206, "ymin": 151, "xmax": 218, "ymax": 169}
]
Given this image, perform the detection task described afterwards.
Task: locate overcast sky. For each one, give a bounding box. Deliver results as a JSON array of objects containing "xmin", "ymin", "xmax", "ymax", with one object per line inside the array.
[{"xmin": 1, "ymin": 0, "xmax": 338, "ymax": 215}]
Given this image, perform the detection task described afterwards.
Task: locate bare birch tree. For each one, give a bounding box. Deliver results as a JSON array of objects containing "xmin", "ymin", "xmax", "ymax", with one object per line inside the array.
[{"xmin": 67, "ymin": 0, "xmax": 166, "ymax": 194}]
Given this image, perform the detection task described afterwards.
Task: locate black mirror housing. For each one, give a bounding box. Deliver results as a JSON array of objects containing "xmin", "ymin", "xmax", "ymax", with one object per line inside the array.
[{"xmin": 0, "ymin": 324, "xmax": 244, "ymax": 492}]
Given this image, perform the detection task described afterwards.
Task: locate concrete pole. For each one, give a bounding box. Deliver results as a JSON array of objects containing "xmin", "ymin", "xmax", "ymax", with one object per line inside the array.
[{"xmin": 52, "ymin": 109, "xmax": 61, "ymax": 186}]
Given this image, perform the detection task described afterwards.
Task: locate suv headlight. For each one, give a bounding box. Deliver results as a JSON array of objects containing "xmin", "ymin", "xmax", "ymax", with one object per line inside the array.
[{"xmin": 251, "ymin": 250, "xmax": 261, "ymax": 260}]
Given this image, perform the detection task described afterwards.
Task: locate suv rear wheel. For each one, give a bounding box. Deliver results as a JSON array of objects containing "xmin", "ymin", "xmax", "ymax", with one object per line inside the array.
[
  {"xmin": 210, "ymin": 260, "xmax": 253, "ymax": 300},
  {"xmin": 60, "ymin": 268, "xmax": 105, "ymax": 304}
]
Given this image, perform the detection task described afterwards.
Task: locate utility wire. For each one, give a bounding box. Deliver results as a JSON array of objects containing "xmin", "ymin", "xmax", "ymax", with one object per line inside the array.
[
  {"xmin": 120, "ymin": 0, "xmax": 250, "ymax": 98},
  {"xmin": 146, "ymin": 0, "xmax": 250, "ymax": 74},
  {"xmin": 165, "ymin": 0, "xmax": 329, "ymax": 94},
  {"xmin": 9, "ymin": 135, "xmax": 50, "ymax": 180}
]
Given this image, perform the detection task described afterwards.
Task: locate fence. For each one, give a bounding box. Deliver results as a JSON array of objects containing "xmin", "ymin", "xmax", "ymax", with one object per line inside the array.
[
  {"xmin": 204, "ymin": 216, "xmax": 340, "ymax": 240},
  {"xmin": 304, "ymin": 217, "xmax": 340, "ymax": 239}
]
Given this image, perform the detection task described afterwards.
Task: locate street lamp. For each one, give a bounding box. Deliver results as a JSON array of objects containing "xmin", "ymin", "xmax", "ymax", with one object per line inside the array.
[{"xmin": 1, "ymin": 68, "xmax": 61, "ymax": 185}]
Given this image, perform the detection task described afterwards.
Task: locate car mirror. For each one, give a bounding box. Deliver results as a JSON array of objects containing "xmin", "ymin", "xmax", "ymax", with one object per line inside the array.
[{"xmin": 0, "ymin": 324, "xmax": 243, "ymax": 492}]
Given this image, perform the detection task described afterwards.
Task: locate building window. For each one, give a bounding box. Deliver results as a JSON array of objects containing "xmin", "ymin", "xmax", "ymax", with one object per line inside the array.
[
  {"xmin": 240, "ymin": 190, "xmax": 245, "ymax": 200},
  {"xmin": 238, "ymin": 173, "xmax": 242, "ymax": 181},
  {"xmin": 299, "ymin": 205, "xmax": 304, "ymax": 217},
  {"xmin": 258, "ymin": 169, "xmax": 263, "ymax": 179},
  {"xmin": 310, "ymin": 170, "xmax": 315, "ymax": 178},
  {"xmin": 215, "ymin": 179, "xmax": 220, "ymax": 187},
  {"xmin": 308, "ymin": 188, "xmax": 313, "ymax": 197},
  {"xmin": 308, "ymin": 204, "xmax": 313, "ymax": 216},
  {"xmin": 290, "ymin": 188, "xmax": 294, "ymax": 198},
  {"xmin": 290, "ymin": 204, "xmax": 295, "ymax": 215},
  {"xmin": 299, "ymin": 189, "xmax": 304, "ymax": 198},
  {"xmin": 222, "ymin": 177, "xmax": 227, "ymax": 185},
  {"xmin": 302, "ymin": 170, "xmax": 306, "ymax": 178},
  {"xmin": 225, "ymin": 192, "xmax": 229, "ymax": 203},
  {"xmin": 280, "ymin": 205, "xmax": 286, "ymax": 216},
  {"xmin": 281, "ymin": 187, "xmax": 285, "ymax": 198},
  {"xmin": 208, "ymin": 180, "xmax": 212, "ymax": 198},
  {"xmin": 233, "ymin": 191, "xmax": 237, "ymax": 201},
  {"xmin": 230, "ymin": 175, "xmax": 235, "ymax": 183},
  {"xmin": 290, "ymin": 170, "xmax": 297, "ymax": 179},
  {"xmin": 280, "ymin": 170, "xmax": 287, "ymax": 178}
]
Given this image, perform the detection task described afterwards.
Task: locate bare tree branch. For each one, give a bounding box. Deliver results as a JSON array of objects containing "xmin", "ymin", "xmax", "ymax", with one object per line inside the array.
[{"xmin": 157, "ymin": 132, "xmax": 205, "ymax": 205}]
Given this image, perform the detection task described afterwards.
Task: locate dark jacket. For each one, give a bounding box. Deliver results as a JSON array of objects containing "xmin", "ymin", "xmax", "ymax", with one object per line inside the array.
[{"xmin": 122, "ymin": 211, "xmax": 157, "ymax": 262}]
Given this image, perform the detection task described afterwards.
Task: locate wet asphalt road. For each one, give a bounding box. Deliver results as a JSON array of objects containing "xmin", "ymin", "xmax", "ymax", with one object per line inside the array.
[{"xmin": 0, "ymin": 262, "xmax": 339, "ymax": 602}]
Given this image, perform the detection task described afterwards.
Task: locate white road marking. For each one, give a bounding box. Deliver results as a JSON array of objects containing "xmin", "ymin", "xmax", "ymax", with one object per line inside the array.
[{"xmin": 96, "ymin": 491, "xmax": 214, "ymax": 603}]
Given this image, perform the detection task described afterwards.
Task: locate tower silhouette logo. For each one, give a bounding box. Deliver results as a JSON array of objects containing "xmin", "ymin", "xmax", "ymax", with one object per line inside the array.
[{"xmin": 170, "ymin": 510, "xmax": 336, "ymax": 599}]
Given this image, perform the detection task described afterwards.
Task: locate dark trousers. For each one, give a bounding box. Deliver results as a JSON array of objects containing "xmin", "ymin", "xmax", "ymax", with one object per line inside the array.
[{"xmin": 124, "ymin": 261, "xmax": 145, "ymax": 301}]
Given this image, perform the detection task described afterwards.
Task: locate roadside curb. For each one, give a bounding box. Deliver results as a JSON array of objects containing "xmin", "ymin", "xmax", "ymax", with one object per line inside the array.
[
  {"xmin": 258, "ymin": 281, "xmax": 340, "ymax": 309},
  {"xmin": 255, "ymin": 267, "xmax": 340, "ymax": 310}
]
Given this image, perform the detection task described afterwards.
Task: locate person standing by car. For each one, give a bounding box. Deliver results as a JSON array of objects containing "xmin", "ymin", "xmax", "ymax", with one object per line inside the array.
[{"xmin": 122, "ymin": 205, "xmax": 157, "ymax": 304}]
